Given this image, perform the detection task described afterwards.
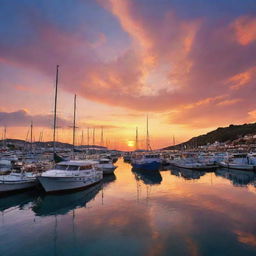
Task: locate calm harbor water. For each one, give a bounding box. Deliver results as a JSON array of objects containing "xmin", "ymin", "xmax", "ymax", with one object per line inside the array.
[{"xmin": 1, "ymin": 159, "xmax": 256, "ymax": 256}]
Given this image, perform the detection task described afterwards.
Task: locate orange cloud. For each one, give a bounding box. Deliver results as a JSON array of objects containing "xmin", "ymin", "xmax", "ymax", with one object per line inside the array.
[
  {"xmin": 216, "ymin": 98, "xmax": 242, "ymax": 106},
  {"xmin": 233, "ymin": 16, "xmax": 256, "ymax": 46},
  {"xmin": 248, "ymin": 110, "xmax": 256, "ymax": 122},
  {"xmin": 235, "ymin": 230, "xmax": 256, "ymax": 247},
  {"xmin": 169, "ymin": 95, "xmax": 250, "ymax": 129},
  {"xmin": 228, "ymin": 66, "xmax": 256, "ymax": 90},
  {"xmin": 1, "ymin": 0, "xmax": 256, "ymax": 141},
  {"xmin": 184, "ymin": 95, "xmax": 226, "ymax": 110}
]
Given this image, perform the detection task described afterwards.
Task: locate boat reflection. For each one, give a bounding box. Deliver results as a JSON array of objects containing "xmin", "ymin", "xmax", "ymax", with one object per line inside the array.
[
  {"xmin": 215, "ymin": 168, "xmax": 256, "ymax": 187},
  {"xmin": 170, "ymin": 166, "xmax": 206, "ymax": 180},
  {"xmin": 102, "ymin": 173, "xmax": 116, "ymax": 187},
  {"xmin": 0, "ymin": 190, "xmax": 38, "ymax": 213},
  {"xmin": 32, "ymin": 174, "xmax": 117, "ymax": 216},
  {"xmin": 132, "ymin": 168, "xmax": 162, "ymax": 185},
  {"xmin": 32, "ymin": 184, "xmax": 102, "ymax": 216}
]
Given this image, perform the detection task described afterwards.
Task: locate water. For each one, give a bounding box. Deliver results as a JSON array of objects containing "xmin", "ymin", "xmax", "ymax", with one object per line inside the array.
[{"xmin": 1, "ymin": 159, "xmax": 256, "ymax": 256}]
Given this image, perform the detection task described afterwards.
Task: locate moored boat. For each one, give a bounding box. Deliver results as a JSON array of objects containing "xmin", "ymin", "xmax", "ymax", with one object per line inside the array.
[
  {"xmin": 96, "ymin": 158, "xmax": 117, "ymax": 175},
  {"xmin": 219, "ymin": 153, "xmax": 256, "ymax": 171},
  {"xmin": 0, "ymin": 159, "xmax": 12, "ymax": 174},
  {"xmin": 173, "ymin": 153, "xmax": 217, "ymax": 170},
  {"xmin": 38, "ymin": 160, "xmax": 103, "ymax": 192},
  {"xmin": 0, "ymin": 171, "xmax": 38, "ymax": 193},
  {"xmin": 131, "ymin": 153, "xmax": 162, "ymax": 171}
]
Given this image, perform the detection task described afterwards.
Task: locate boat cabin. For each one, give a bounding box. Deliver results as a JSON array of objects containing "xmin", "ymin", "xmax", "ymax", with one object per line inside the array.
[{"xmin": 55, "ymin": 161, "xmax": 96, "ymax": 171}]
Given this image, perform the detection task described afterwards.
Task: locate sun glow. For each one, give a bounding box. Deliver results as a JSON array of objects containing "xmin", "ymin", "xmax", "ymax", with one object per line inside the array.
[{"xmin": 127, "ymin": 140, "xmax": 135, "ymax": 147}]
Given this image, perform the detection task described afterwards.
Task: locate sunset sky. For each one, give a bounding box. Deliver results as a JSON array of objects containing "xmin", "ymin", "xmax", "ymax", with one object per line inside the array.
[{"xmin": 0, "ymin": 0, "xmax": 256, "ymax": 150}]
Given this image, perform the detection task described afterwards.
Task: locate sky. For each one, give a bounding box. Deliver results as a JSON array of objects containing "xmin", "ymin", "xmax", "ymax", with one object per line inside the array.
[{"xmin": 0, "ymin": 0, "xmax": 256, "ymax": 150}]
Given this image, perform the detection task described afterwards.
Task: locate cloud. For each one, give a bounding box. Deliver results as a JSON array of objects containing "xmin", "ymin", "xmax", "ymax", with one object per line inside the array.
[
  {"xmin": 169, "ymin": 95, "xmax": 253, "ymax": 128},
  {"xmin": 235, "ymin": 230, "xmax": 256, "ymax": 247},
  {"xmin": 233, "ymin": 15, "xmax": 256, "ymax": 46},
  {"xmin": 0, "ymin": 110, "xmax": 122, "ymax": 131},
  {"xmin": 0, "ymin": 0, "xmax": 256, "ymax": 129},
  {"xmin": 0, "ymin": 109, "xmax": 68, "ymax": 128},
  {"xmin": 227, "ymin": 66, "xmax": 256, "ymax": 90},
  {"xmin": 216, "ymin": 98, "xmax": 243, "ymax": 106}
]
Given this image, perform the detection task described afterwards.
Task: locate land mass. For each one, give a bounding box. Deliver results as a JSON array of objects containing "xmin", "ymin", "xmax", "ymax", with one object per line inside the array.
[{"xmin": 164, "ymin": 122, "xmax": 256, "ymax": 150}]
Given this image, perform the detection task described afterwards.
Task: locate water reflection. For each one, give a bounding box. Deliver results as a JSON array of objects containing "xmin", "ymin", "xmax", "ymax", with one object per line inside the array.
[
  {"xmin": 0, "ymin": 190, "xmax": 37, "ymax": 213},
  {"xmin": 102, "ymin": 173, "xmax": 116, "ymax": 187},
  {"xmin": 32, "ymin": 175, "xmax": 116, "ymax": 216},
  {"xmin": 215, "ymin": 168, "xmax": 256, "ymax": 187},
  {"xmin": 170, "ymin": 166, "xmax": 206, "ymax": 180},
  {"xmin": 132, "ymin": 168, "xmax": 162, "ymax": 185},
  {"xmin": 0, "ymin": 159, "xmax": 256, "ymax": 256},
  {"xmin": 32, "ymin": 184, "xmax": 102, "ymax": 216}
]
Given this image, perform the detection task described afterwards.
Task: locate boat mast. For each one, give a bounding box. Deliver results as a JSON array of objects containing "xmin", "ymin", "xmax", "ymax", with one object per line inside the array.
[
  {"xmin": 135, "ymin": 127, "xmax": 138, "ymax": 151},
  {"xmin": 53, "ymin": 65, "xmax": 59, "ymax": 154},
  {"xmin": 87, "ymin": 127, "xmax": 90, "ymax": 147},
  {"xmin": 3, "ymin": 126, "xmax": 6, "ymax": 148},
  {"xmin": 1, "ymin": 128, "xmax": 3, "ymax": 148},
  {"xmin": 100, "ymin": 127, "xmax": 104, "ymax": 147},
  {"xmin": 93, "ymin": 128, "xmax": 95, "ymax": 146},
  {"xmin": 72, "ymin": 94, "xmax": 77, "ymax": 156},
  {"xmin": 146, "ymin": 115, "xmax": 151, "ymax": 151},
  {"xmin": 30, "ymin": 121, "xmax": 33, "ymax": 153},
  {"xmin": 81, "ymin": 130, "xmax": 84, "ymax": 146},
  {"xmin": 41, "ymin": 129, "xmax": 44, "ymax": 142}
]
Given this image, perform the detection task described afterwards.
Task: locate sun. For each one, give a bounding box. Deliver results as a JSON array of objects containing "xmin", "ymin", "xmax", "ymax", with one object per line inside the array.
[{"xmin": 127, "ymin": 140, "xmax": 135, "ymax": 147}]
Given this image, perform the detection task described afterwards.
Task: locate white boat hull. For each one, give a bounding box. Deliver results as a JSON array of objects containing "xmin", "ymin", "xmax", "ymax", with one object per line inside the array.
[
  {"xmin": 96, "ymin": 163, "xmax": 117, "ymax": 175},
  {"xmin": 0, "ymin": 180, "xmax": 37, "ymax": 193},
  {"xmin": 38, "ymin": 175, "xmax": 102, "ymax": 192},
  {"xmin": 219, "ymin": 162, "xmax": 256, "ymax": 171}
]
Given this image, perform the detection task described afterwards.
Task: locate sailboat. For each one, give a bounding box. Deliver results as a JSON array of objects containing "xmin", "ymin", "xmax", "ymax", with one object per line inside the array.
[
  {"xmin": 131, "ymin": 116, "xmax": 161, "ymax": 171},
  {"xmin": 0, "ymin": 123, "xmax": 38, "ymax": 193},
  {"xmin": 38, "ymin": 67, "xmax": 103, "ymax": 192}
]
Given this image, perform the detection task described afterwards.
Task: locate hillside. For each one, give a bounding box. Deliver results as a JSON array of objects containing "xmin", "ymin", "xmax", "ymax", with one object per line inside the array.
[
  {"xmin": 164, "ymin": 122, "xmax": 256, "ymax": 150},
  {"xmin": 0, "ymin": 139, "xmax": 106, "ymax": 149}
]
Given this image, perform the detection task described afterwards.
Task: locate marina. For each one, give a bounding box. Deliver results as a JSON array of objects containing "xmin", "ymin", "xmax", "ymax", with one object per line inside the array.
[
  {"xmin": 1, "ymin": 158, "xmax": 256, "ymax": 256},
  {"xmin": 1, "ymin": 0, "xmax": 256, "ymax": 255}
]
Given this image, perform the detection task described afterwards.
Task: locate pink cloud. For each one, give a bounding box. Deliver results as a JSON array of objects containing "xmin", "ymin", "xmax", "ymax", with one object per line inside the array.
[
  {"xmin": 227, "ymin": 66, "xmax": 256, "ymax": 90},
  {"xmin": 0, "ymin": 2, "xmax": 256, "ymax": 130},
  {"xmin": 233, "ymin": 15, "xmax": 256, "ymax": 46}
]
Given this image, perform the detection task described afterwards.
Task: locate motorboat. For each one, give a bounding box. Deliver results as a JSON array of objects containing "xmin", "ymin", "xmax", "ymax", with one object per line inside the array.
[
  {"xmin": 0, "ymin": 171, "xmax": 38, "ymax": 193},
  {"xmin": 173, "ymin": 152, "xmax": 217, "ymax": 170},
  {"xmin": 38, "ymin": 160, "xmax": 103, "ymax": 192},
  {"xmin": 0, "ymin": 159, "xmax": 12, "ymax": 174},
  {"xmin": 96, "ymin": 158, "xmax": 117, "ymax": 175},
  {"xmin": 219, "ymin": 153, "xmax": 256, "ymax": 171},
  {"xmin": 0, "ymin": 152, "xmax": 18, "ymax": 162},
  {"xmin": 131, "ymin": 153, "xmax": 162, "ymax": 171},
  {"xmin": 167, "ymin": 154, "xmax": 182, "ymax": 165}
]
